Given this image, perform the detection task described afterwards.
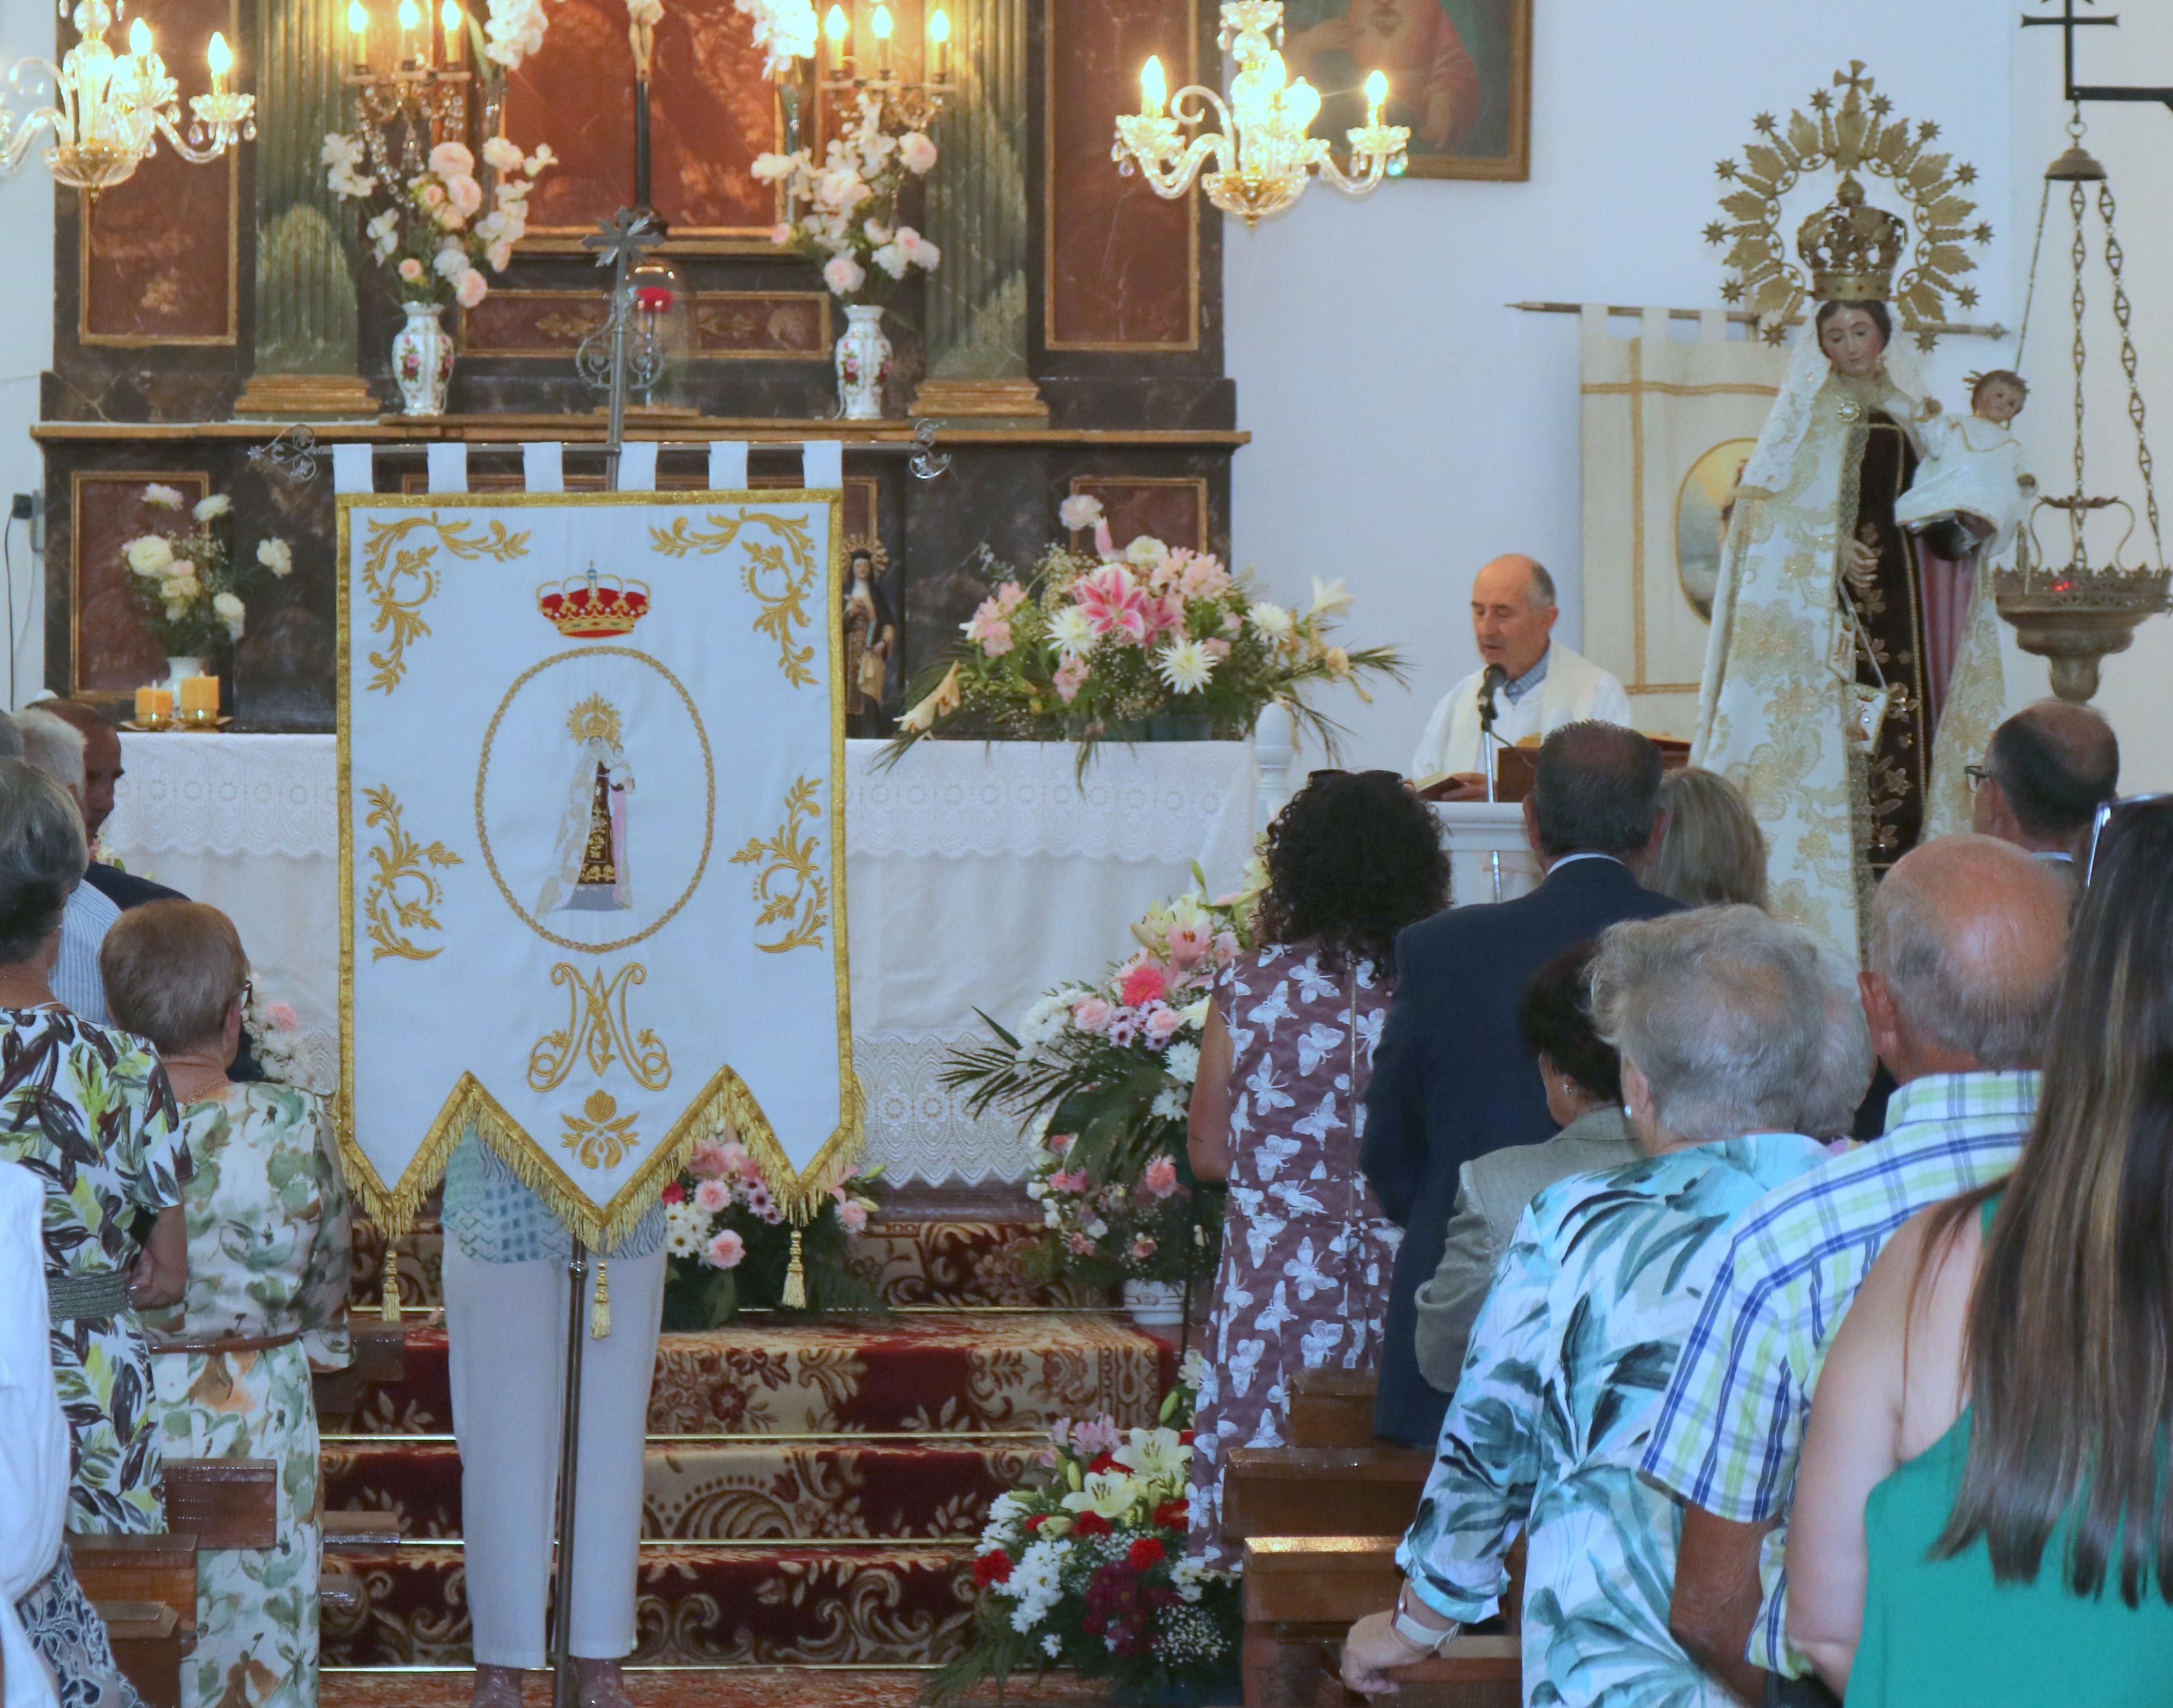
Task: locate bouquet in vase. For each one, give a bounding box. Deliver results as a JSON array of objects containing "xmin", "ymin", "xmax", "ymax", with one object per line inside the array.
[
  {"xmin": 943, "ymin": 869, "xmax": 1261, "ymax": 1287},
  {"xmin": 323, "ymin": 132, "xmax": 553, "ymax": 309},
  {"xmin": 887, "ymin": 496, "xmax": 1402, "ymax": 768},
  {"xmin": 930, "ymin": 1375, "xmax": 1239, "ymax": 1704},
  {"xmin": 118, "ymin": 486, "xmax": 291, "ymax": 656},
  {"xmin": 753, "ymin": 91, "xmax": 940, "ymax": 303},
  {"xmin": 660, "ymin": 1137, "xmax": 885, "ymax": 1326}
]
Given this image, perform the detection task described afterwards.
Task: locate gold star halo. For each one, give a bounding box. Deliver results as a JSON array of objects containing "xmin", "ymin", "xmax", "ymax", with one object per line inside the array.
[{"xmin": 1709, "ymin": 60, "xmax": 1988, "ymax": 344}]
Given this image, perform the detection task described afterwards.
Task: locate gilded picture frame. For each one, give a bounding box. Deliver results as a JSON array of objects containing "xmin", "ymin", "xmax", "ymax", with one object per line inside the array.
[{"xmin": 1283, "ymin": 0, "xmax": 1531, "ymax": 182}]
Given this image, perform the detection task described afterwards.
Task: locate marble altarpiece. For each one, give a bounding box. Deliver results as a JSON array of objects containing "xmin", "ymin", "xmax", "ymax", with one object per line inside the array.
[{"xmin": 39, "ymin": 0, "xmax": 1239, "ymax": 729}]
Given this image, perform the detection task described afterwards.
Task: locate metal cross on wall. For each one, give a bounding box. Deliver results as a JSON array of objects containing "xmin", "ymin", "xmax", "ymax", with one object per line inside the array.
[{"xmin": 2021, "ymin": 1, "xmax": 2173, "ymax": 113}]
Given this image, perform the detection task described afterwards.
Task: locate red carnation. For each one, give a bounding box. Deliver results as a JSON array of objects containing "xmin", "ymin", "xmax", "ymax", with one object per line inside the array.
[
  {"xmin": 1126, "ymin": 1536, "xmax": 1165, "ymax": 1571},
  {"xmin": 974, "ymin": 1551, "xmax": 1012, "ymax": 1586},
  {"xmin": 1177, "ymin": 1430, "xmax": 1195, "ymax": 1445},
  {"xmin": 1024, "ymin": 1513, "xmax": 1047, "ymax": 1532},
  {"xmin": 1088, "ymin": 1452, "xmax": 1118, "ymax": 1476},
  {"xmin": 1073, "ymin": 1511, "xmax": 1113, "ymax": 1538},
  {"xmin": 660, "ymin": 1181, "xmax": 685, "ymax": 1203},
  {"xmin": 1121, "ymin": 964, "xmax": 1168, "ymax": 1007},
  {"xmin": 1153, "ymin": 1497, "xmax": 1189, "ymax": 1528}
]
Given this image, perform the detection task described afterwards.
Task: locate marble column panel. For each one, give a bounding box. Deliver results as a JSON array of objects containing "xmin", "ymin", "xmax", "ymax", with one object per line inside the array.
[{"xmin": 899, "ymin": 445, "xmax": 1049, "ymax": 674}]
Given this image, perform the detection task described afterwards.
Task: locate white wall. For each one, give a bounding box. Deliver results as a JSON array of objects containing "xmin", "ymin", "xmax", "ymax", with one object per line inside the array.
[
  {"xmin": 0, "ymin": 0, "xmax": 55, "ymax": 709},
  {"xmin": 1227, "ymin": 0, "xmax": 2067, "ymax": 776}
]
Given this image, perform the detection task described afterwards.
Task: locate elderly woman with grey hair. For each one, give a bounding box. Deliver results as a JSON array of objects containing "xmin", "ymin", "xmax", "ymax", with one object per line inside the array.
[
  {"xmin": 0, "ymin": 759, "xmax": 189, "ymax": 1707},
  {"xmin": 1343, "ymin": 906, "xmax": 1836, "ymax": 1708}
]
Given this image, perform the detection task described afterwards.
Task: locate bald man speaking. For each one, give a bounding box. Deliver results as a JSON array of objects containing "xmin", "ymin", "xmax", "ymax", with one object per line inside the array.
[{"xmin": 1409, "ymin": 555, "xmax": 1633, "ymax": 786}]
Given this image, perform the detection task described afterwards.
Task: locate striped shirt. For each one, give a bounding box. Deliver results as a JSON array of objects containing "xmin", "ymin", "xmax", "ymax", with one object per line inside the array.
[
  {"xmin": 1638, "ymin": 1070, "xmax": 2039, "ymax": 1676},
  {"xmin": 55, "ymin": 882, "xmax": 120, "ymax": 1024}
]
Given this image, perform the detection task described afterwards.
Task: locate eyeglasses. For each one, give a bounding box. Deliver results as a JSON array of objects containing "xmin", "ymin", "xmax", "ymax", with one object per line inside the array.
[
  {"xmin": 2084, "ymin": 793, "xmax": 2173, "ymax": 885},
  {"xmin": 1963, "ymin": 763, "xmax": 1992, "ymax": 794}
]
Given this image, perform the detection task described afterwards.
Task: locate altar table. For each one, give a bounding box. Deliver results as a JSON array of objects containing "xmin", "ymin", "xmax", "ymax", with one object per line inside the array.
[{"xmin": 103, "ymin": 734, "xmax": 1260, "ymax": 1184}]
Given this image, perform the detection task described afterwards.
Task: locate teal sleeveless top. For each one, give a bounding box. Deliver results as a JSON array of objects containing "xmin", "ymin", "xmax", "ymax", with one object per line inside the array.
[{"xmin": 1851, "ymin": 1197, "xmax": 2173, "ymax": 1706}]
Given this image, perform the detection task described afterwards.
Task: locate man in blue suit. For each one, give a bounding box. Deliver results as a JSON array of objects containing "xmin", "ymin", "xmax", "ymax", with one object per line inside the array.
[{"xmin": 1363, "ymin": 720, "xmax": 1682, "ymax": 1445}]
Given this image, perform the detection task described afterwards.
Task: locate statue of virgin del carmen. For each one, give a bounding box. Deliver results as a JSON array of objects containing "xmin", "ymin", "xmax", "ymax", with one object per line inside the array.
[{"xmin": 1693, "ymin": 176, "xmax": 2006, "ymax": 960}]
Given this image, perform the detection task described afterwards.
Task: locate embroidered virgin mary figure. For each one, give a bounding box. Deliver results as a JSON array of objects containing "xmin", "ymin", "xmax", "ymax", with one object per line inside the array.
[
  {"xmin": 538, "ymin": 696, "xmax": 636, "ymax": 915},
  {"xmin": 1693, "ymin": 172, "xmax": 2003, "ymax": 961}
]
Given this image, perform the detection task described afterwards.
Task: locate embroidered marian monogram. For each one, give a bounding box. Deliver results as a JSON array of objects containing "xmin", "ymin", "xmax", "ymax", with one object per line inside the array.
[{"xmin": 527, "ymin": 962, "xmax": 673, "ymax": 1093}]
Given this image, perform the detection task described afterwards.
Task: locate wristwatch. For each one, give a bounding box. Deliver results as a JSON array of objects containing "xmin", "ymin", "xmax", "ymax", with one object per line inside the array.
[{"xmin": 1391, "ymin": 1585, "xmax": 1460, "ymax": 1656}]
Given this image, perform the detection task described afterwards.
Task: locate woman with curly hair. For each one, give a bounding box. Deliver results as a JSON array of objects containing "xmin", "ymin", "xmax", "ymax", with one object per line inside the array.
[{"xmin": 1184, "ymin": 769, "xmax": 1447, "ymax": 1568}]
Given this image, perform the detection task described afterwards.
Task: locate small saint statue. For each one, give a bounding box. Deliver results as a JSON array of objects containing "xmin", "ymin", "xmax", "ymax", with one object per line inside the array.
[{"xmin": 843, "ymin": 546, "xmax": 897, "ymax": 738}]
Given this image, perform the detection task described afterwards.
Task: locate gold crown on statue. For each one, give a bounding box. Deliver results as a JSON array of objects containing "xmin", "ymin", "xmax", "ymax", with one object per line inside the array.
[
  {"xmin": 1797, "ymin": 175, "xmax": 1907, "ymax": 302},
  {"xmin": 538, "ymin": 564, "xmax": 651, "ymax": 638}
]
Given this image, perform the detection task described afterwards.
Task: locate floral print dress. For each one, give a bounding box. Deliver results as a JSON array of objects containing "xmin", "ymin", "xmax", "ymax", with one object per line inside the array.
[
  {"xmin": 144, "ymin": 1084, "xmax": 352, "ymax": 1708},
  {"xmin": 0, "ymin": 1007, "xmax": 187, "ymax": 1532},
  {"xmin": 1187, "ymin": 944, "xmax": 1400, "ymax": 1570}
]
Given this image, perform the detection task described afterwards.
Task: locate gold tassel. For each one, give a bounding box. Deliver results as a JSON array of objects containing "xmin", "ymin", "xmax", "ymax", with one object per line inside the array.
[
  {"xmin": 592, "ymin": 1260, "xmax": 611, "ymax": 1339},
  {"xmin": 780, "ymin": 1229, "xmax": 807, "ymax": 1309},
  {"xmin": 380, "ymin": 1246, "xmax": 401, "ymax": 1324}
]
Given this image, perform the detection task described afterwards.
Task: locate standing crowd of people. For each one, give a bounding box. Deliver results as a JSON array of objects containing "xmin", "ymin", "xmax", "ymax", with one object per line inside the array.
[{"xmin": 1185, "ymin": 697, "xmax": 2172, "ymax": 1706}]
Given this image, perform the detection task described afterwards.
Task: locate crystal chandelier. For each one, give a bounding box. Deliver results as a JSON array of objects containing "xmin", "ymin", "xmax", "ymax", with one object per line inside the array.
[
  {"xmin": 344, "ymin": 0, "xmax": 472, "ymax": 182},
  {"xmin": 1112, "ymin": 0, "xmax": 1408, "ymax": 228},
  {"xmin": 0, "ymin": 0, "xmax": 254, "ymax": 199}
]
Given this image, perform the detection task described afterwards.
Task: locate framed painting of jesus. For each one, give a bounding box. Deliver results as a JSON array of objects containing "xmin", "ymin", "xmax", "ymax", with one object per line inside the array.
[{"xmin": 1282, "ymin": 0, "xmax": 1531, "ymax": 180}]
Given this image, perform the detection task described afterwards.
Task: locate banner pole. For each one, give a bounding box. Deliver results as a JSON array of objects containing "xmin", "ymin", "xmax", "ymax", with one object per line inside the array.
[{"xmin": 549, "ymin": 1236, "xmax": 592, "ymax": 1708}]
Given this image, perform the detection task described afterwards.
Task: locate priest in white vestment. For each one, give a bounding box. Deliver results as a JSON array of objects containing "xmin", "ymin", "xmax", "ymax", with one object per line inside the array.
[{"xmin": 1408, "ymin": 555, "xmax": 1634, "ymax": 784}]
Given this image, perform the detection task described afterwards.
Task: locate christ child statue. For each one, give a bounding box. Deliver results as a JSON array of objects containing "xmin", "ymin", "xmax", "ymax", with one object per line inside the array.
[{"xmin": 1894, "ymin": 369, "xmax": 2034, "ymax": 561}]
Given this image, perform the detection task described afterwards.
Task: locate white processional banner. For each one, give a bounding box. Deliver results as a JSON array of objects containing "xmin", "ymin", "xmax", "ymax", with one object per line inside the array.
[
  {"xmin": 336, "ymin": 488, "xmax": 854, "ymax": 1253},
  {"xmin": 1579, "ymin": 308, "xmax": 1790, "ymax": 740}
]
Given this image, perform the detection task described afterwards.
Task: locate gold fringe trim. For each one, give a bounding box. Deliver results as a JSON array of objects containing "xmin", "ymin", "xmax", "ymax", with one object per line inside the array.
[
  {"xmin": 336, "ymin": 1059, "xmax": 864, "ymax": 1255},
  {"xmin": 593, "ymin": 1260, "xmax": 611, "ymax": 1338}
]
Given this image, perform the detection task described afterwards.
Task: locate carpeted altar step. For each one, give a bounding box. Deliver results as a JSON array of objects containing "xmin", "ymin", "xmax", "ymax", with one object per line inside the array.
[
  {"xmin": 321, "ymin": 1665, "xmax": 1107, "ymax": 1708},
  {"xmin": 322, "ymin": 1436, "xmax": 1050, "ymax": 1541},
  {"xmin": 340, "ymin": 1313, "xmax": 1167, "ymax": 1438},
  {"xmin": 322, "ymin": 1543, "xmax": 981, "ymax": 1667}
]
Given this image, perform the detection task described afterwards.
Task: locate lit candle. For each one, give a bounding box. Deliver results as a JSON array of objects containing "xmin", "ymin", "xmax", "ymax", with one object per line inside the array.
[
  {"xmin": 1286, "ymin": 75, "xmax": 1319, "ymax": 131},
  {"xmin": 927, "ymin": 4, "xmax": 948, "ymax": 81},
  {"xmin": 1363, "ymin": 66, "xmax": 1387, "ymax": 128},
  {"xmin": 205, "ymin": 29, "xmax": 231, "ymax": 95},
  {"xmin": 348, "ymin": 0, "xmax": 368, "ymax": 69},
  {"xmin": 871, "ymin": 2, "xmax": 891, "ymax": 73},
  {"xmin": 396, "ymin": 0, "xmax": 420, "ymax": 64},
  {"xmin": 180, "ymin": 676, "xmax": 220, "ymax": 720},
  {"xmin": 134, "ymin": 687, "xmax": 159, "ymax": 725},
  {"xmin": 153, "ymin": 687, "xmax": 175, "ymax": 720},
  {"xmin": 824, "ymin": 1, "xmax": 848, "ymax": 70},
  {"xmin": 1140, "ymin": 52, "xmax": 1166, "ymax": 115},
  {"xmin": 441, "ymin": 0, "xmax": 461, "ymax": 63}
]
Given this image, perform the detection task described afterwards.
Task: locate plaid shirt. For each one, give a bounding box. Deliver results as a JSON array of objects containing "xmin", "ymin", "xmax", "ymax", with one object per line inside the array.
[{"xmin": 1637, "ymin": 1070, "xmax": 2039, "ymax": 1676}]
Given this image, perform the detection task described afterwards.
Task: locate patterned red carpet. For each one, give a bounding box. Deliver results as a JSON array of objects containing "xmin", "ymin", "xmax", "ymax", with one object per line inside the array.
[
  {"xmin": 325, "ymin": 1211, "xmax": 1176, "ymax": 1672},
  {"xmin": 321, "ymin": 1667, "xmax": 1109, "ymax": 1708}
]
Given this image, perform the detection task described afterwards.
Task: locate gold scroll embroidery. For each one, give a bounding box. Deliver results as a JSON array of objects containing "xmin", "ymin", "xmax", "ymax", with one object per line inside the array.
[
  {"xmin": 361, "ymin": 513, "xmax": 531, "ymax": 695},
  {"xmin": 561, "ymin": 1089, "xmax": 640, "ymax": 1169},
  {"xmin": 527, "ymin": 963, "xmax": 673, "ymax": 1093},
  {"xmin": 362, "ymin": 785, "xmax": 464, "ymax": 962},
  {"xmin": 730, "ymin": 775, "xmax": 828, "ymax": 954},
  {"xmin": 647, "ymin": 513, "xmax": 820, "ymax": 688}
]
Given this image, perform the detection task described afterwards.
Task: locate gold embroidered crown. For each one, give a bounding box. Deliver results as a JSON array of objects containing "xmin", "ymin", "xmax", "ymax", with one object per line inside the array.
[
  {"xmin": 538, "ymin": 564, "xmax": 650, "ymax": 638},
  {"xmin": 1797, "ymin": 175, "xmax": 1907, "ymax": 303},
  {"xmin": 567, "ymin": 695, "xmax": 623, "ymax": 746}
]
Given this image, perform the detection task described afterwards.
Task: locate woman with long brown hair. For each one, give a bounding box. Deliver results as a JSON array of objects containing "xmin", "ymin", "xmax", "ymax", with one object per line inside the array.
[{"xmin": 1786, "ymin": 798, "xmax": 2173, "ymax": 1702}]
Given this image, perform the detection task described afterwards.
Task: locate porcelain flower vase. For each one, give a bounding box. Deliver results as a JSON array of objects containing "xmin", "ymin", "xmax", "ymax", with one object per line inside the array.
[
  {"xmin": 392, "ymin": 300, "xmax": 455, "ymax": 418},
  {"xmin": 834, "ymin": 303, "xmax": 891, "ymax": 421},
  {"xmin": 163, "ymin": 655, "xmax": 206, "ymax": 693}
]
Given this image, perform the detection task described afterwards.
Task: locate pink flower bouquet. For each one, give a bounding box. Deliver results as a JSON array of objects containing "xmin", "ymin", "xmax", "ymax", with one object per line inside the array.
[{"xmin": 659, "ymin": 1144, "xmax": 885, "ymax": 1325}]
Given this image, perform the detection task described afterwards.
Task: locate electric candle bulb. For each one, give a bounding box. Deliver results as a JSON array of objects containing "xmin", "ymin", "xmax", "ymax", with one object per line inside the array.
[
  {"xmin": 870, "ymin": 3, "xmax": 890, "ymax": 38},
  {"xmin": 441, "ymin": 0, "xmax": 461, "ymax": 59},
  {"xmin": 206, "ymin": 28, "xmax": 230, "ymax": 91},
  {"xmin": 927, "ymin": 6, "xmax": 948, "ymax": 43},
  {"xmin": 1286, "ymin": 74, "xmax": 1319, "ymax": 130},
  {"xmin": 824, "ymin": 2, "xmax": 846, "ymax": 42},
  {"xmin": 1140, "ymin": 53, "xmax": 1166, "ymax": 115},
  {"xmin": 870, "ymin": 2, "xmax": 890, "ymax": 70},
  {"xmin": 127, "ymin": 17, "xmax": 152, "ymax": 56},
  {"xmin": 397, "ymin": 0, "xmax": 420, "ymax": 31},
  {"xmin": 348, "ymin": 0, "xmax": 368, "ymax": 36},
  {"xmin": 1363, "ymin": 66, "xmax": 1387, "ymax": 124},
  {"xmin": 1264, "ymin": 48, "xmax": 1286, "ymax": 88}
]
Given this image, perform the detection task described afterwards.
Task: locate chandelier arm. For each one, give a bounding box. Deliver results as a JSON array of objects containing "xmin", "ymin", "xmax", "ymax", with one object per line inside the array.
[
  {"xmin": 1313, "ymin": 144, "xmax": 1391, "ymax": 199},
  {"xmin": 1168, "ymin": 83, "xmax": 1232, "ymax": 138},
  {"xmin": 1134, "ymin": 130, "xmax": 1227, "ymax": 200},
  {"xmin": 154, "ymin": 110, "xmax": 228, "ymax": 165}
]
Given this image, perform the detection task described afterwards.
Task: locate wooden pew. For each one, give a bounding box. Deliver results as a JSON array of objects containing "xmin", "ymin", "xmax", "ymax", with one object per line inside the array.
[
  {"xmin": 163, "ymin": 1460, "xmax": 278, "ymax": 1550},
  {"xmin": 67, "ymin": 1532, "xmax": 197, "ymax": 1708},
  {"xmin": 310, "ymin": 1315, "xmax": 408, "ymax": 1429},
  {"xmin": 1286, "ymin": 1369, "xmax": 1378, "ymax": 1448},
  {"xmin": 1224, "ymin": 1444, "xmax": 1432, "ymax": 1541}
]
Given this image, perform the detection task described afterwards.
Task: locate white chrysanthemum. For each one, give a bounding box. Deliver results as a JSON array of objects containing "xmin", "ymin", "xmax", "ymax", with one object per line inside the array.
[
  {"xmin": 1246, "ymin": 601, "xmax": 1294, "ymax": 637},
  {"xmin": 1041, "ymin": 1634, "xmax": 1061, "ymax": 1658},
  {"xmin": 1150, "ymin": 1087, "xmax": 1185, "ymax": 1120},
  {"xmin": 1046, "ymin": 604, "xmax": 1096, "ymax": 660},
  {"xmin": 1163, "ymin": 1040, "xmax": 1202, "ymax": 1084},
  {"xmin": 1154, "ymin": 638, "xmax": 1215, "ymax": 694},
  {"xmin": 664, "ymin": 1202, "xmax": 706, "ymax": 1257}
]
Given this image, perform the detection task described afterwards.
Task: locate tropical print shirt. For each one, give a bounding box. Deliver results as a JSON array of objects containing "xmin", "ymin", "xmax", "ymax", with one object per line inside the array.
[
  {"xmin": 0, "ymin": 1006, "xmax": 187, "ymax": 1532},
  {"xmin": 1398, "ymin": 1132, "xmax": 1829, "ymax": 1708},
  {"xmin": 1640, "ymin": 1070, "xmax": 2038, "ymax": 1676}
]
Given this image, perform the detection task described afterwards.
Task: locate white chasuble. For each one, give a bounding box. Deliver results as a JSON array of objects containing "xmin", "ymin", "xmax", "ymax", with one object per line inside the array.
[{"xmin": 336, "ymin": 491, "xmax": 855, "ymax": 1249}]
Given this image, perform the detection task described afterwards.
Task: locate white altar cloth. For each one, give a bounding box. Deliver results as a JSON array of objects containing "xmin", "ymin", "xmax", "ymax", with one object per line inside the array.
[{"xmin": 104, "ymin": 734, "xmax": 1259, "ymax": 1184}]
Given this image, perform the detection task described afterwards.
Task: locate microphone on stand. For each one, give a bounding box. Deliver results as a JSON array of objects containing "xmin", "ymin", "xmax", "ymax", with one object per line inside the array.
[{"xmin": 1477, "ymin": 662, "xmax": 1507, "ymax": 731}]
